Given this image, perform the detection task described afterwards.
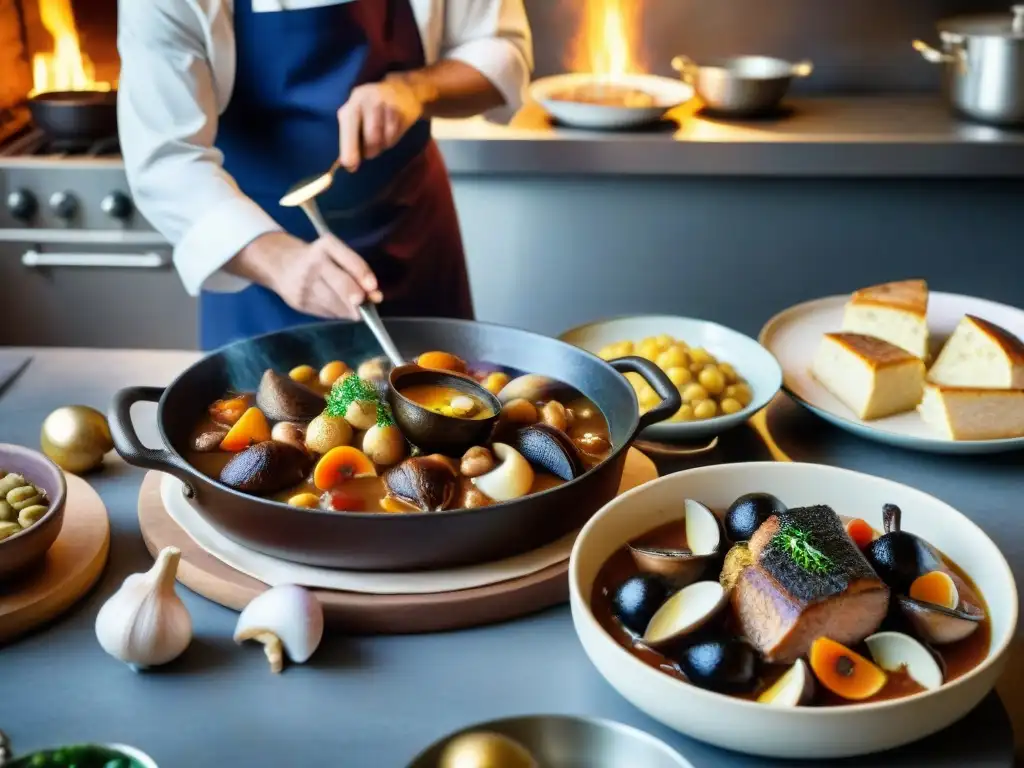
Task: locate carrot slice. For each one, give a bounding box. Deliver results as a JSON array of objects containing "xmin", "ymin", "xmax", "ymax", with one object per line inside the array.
[
  {"xmin": 219, "ymin": 407, "xmax": 271, "ymax": 451},
  {"xmin": 313, "ymin": 446, "xmax": 377, "ymax": 490},
  {"xmin": 209, "ymin": 395, "xmax": 252, "ymax": 426},
  {"xmin": 845, "ymin": 518, "xmax": 875, "ymax": 550},
  {"xmin": 809, "ymin": 637, "xmax": 887, "ymax": 701},
  {"xmin": 416, "ymin": 351, "xmax": 467, "ymax": 374},
  {"xmin": 909, "ymin": 570, "xmax": 959, "ymax": 609}
]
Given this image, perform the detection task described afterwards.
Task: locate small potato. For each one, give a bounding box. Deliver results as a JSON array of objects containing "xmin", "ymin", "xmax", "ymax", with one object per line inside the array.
[
  {"xmin": 718, "ymin": 362, "xmax": 739, "ymax": 384},
  {"xmin": 681, "ymin": 383, "xmax": 709, "ymax": 404},
  {"xmin": 501, "ymin": 398, "xmax": 538, "ymax": 424},
  {"xmin": 689, "ymin": 347, "xmax": 716, "ymax": 366},
  {"xmin": 540, "ymin": 401, "xmax": 569, "ymax": 432},
  {"xmin": 362, "ymin": 424, "xmax": 407, "ymax": 466},
  {"xmin": 665, "ymin": 366, "xmax": 693, "ymax": 389},
  {"xmin": 288, "ymin": 492, "xmax": 320, "ymax": 509},
  {"xmin": 460, "ymin": 446, "xmax": 495, "ymax": 478},
  {"xmin": 482, "ymin": 371, "xmax": 510, "ymax": 395},
  {"xmin": 306, "ymin": 412, "xmax": 354, "ymax": 453},
  {"xmin": 357, "ymin": 357, "xmax": 390, "ymax": 381},
  {"xmin": 698, "ymin": 366, "xmax": 726, "ymax": 396},
  {"xmin": 319, "ymin": 360, "xmax": 350, "ymax": 388},
  {"xmin": 18, "ymin": 505, "xmax": 48, "ymax": 528},
  {"xmin": 668, "ymin": 404, "xmax": 695, "ymax": 422},
  {"xmin": 344, "ymin": 400, "xmax": 377, "ymax": 431},
  {"xmin": 720, "ymin": 397, "xmax": 744, "ymax": 415},
  {"xmin": 655, "ymin": 346, "xmax": 689, "ymax": 371},
  {"xmin": 289, "ymin": 365, "xmax": 317, "ymax": 385},
  {"xmin": 693, "ymin": 399, "xmax": 719, "ymax": 420}
]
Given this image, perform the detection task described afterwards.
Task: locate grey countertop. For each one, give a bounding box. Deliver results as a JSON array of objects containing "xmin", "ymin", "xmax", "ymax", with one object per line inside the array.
[
  {"xmin": 433, "ymin": 96, "xmax": 1024, "ymax": 178},
  {"xmin": 0, "ymin": 347, "xmax": 1020, "ymax": 767}
]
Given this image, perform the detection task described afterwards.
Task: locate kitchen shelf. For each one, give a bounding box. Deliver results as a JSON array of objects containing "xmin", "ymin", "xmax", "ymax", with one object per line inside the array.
[{"xmin": 433, "ymin": 96, "xmax": 1024, "ymax": 178}]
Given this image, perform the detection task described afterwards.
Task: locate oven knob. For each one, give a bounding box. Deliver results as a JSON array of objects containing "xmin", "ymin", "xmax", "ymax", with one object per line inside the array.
[
  {"xmin": 49, "ymin": 191, "xmax": 79, "ymax": 220},
  {"xmin": 6, "ymin": 189, "xmax": 37, "ymax": 221},
  {"xmin": 101, "ymin": 192, "xmax": 133, "ymax": 220}
]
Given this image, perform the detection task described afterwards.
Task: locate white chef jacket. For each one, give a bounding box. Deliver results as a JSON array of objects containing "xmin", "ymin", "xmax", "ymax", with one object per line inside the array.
[{"xmin": 116, "ymin": 0, "xmax": 533, "ymax": 296}]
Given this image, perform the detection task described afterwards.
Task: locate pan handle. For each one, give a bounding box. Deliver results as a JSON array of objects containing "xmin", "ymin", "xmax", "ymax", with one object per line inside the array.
[
  {"xmin": 108, "ymin": 386, "xmax": 196, "ymax": 496},
  {"xmin": 611, "ymin": 357, "xmax": 682, "ymax": 435}
]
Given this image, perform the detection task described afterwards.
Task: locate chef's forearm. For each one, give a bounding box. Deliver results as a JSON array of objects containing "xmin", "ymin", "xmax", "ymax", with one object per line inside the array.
[
  {"xmin": 390, "ymin": 61, "xmax": 505, "ymax": 119},
  {"xmin": 224, "ymin": 232, "xmax": 291, "ymax": 287}
]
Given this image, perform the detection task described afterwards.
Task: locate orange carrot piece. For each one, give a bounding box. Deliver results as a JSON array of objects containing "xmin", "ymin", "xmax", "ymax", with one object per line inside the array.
[
  {"xmin": 209, "ymin": 395, "xmax": 252, "ymax": 426},
  {"xmin": 809, "ymin": 637, "xmax": 887, "ymax": 701},
  {"xmin": 845, "ymin": 518, "xmax": 875, "ymax": 550},
  {"xmin": 219, "ymin": 407, "xmax": 271, "ymax": 451},
  {"xmin": 313, "ymin": 446, "xmax": 377, "ymax": 490}
]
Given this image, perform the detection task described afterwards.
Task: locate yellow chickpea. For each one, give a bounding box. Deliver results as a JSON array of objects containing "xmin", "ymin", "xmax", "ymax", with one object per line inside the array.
[
  {"xmin": 289, "ymin": 365, "xmax": 317, "ymax": 385},
  {"xmin": 668, "ymin": 404, "xmax": 695, "ymax": 422},
  {"xmin": 718, "ymin": 362, "xmax": 738, "ymax": 384},
  {"xmin": 636, "ymin": 337, "xmax": 662, "ymax": 361},
  {"xmin": 654, "ymin": 334, "xmax": 676, "ymax": 349},
  {"xmin": 639, "ymin": 388, "xmax": 661, "ymax": 412},
  {"xmin": 319, "ymin": 360, "xmax": 350, "ymax": 387},
  {"xmin": 688, "ymin": 347, "xmax": 716, "ymax": 366},
  {"xmin": 731, "ymin": 383, "xmax": 753, "ymax": 407},
  {"xmin": 287, "ymin": 492, "xmax": 320, "ymax": 509},
  {"xmin": 598, "ymin": 342, "xmax": 631, "ymax": 361},
  {"xmin": 482, "ymin": 371, "xmax": 510, "ymax": 395},
  {"xmin": 693, "ymin": 399, "xmax": 719, "ymax": 420},
  {"xmin": 698, "ymin": 366, "xmax": 727, "ymax": 396},
  {"xmin": 720, "ymin": 397, "xmax": 744, "ymax": 415},
  {"xmin": 681, "ymin": 383, "xmax": 709, "ymax": 403},
  {"xmin": 665, "ymin": 366, "xmax": 693, "ymax": 389},
  {"xmin": 655, "ymin": 345, "xmax": 690, "ymax": 371}
]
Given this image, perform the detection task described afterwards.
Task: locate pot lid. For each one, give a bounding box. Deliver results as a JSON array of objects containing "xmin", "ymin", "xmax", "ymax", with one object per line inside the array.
[{"xmin": 938, "ymin": 5, "xmax": 1024, "ymax": 38}]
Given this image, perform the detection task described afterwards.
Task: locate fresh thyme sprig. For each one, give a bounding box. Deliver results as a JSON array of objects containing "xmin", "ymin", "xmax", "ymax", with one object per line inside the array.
[
  {"xmin": 774, "ymin": 524, "xmax": 834, "ymax": 575},
  {"xmin": 325, "ymin": 375, "xmax": 394, "ymax": 427}
]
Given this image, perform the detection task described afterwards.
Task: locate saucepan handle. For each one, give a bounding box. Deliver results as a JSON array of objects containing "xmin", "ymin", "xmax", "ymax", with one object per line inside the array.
[
  {"xmin": 611, "ymin": 356, "xmax": 682, "ymax": 435},
  {"xmin": 109, "ymin": 386, "xmax": 196, "ymax": 493},
  {"xmin": 912, "ymin": 39, "xmax": 959, "ymax": 64}
]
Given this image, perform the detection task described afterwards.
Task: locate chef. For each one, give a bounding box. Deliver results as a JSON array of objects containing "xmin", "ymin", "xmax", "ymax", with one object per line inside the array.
[{"xmin": 117, "ymin": 0, "xmax": 532, "ymax": 350}]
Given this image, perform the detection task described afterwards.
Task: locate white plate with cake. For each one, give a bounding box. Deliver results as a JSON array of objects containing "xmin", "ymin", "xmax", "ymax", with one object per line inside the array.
[{"xmin": 759, "ymin": 280, "xmax": 1024, "ymax": 454}]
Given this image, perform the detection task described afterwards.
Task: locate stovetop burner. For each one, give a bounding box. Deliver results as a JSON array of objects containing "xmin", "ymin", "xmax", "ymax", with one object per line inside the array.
[{"xmin": 0, "ymin": 107, "xmax": 120, "ymax": 159}]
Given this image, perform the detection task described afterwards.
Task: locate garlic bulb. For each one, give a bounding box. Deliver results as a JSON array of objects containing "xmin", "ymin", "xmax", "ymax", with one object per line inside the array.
[
  {"xmin": 95, "ymin": 546, "xmax": 193, "ymax": 671},
  {"xmin": 234, "ymin": 584, "xmax": 324, "ymax": 674}
]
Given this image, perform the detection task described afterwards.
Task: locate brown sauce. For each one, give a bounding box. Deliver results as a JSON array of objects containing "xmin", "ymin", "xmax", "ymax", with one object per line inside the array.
[
  {"xmin": 591, "ymin": 519, "xmax": 992, "ymax": 707},
  {"xmin": 185, "ymin": 358, "xmax": 611, "ymax": 514}
]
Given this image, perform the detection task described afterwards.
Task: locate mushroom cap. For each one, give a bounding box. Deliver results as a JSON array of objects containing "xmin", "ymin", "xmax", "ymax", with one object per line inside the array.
[{"xmin": 233, "ymin": 584, "xmax": 325, "ymax": 664}]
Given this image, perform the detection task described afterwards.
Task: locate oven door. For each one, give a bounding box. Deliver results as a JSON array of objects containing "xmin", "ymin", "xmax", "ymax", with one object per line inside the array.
[{"xmin": 0, "ymin": 235, "xmax": 198, "ymax": 348}]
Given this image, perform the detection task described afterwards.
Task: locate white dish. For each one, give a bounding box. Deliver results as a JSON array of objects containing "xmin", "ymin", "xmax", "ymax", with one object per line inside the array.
[
  {"xmin": 559, "ymin": 315, "xmax": 783, "ymax": 442},
  {"xmin": 760, "ymin": 291, "xmax": 1024, "ymax": 454},
  {"xmin": 570, "ymin": 461, "xmax": 1017, "ymax": 759},
  {"xmin": 529, "ymin": 73, "xmax": 693, "ymax": 130}
]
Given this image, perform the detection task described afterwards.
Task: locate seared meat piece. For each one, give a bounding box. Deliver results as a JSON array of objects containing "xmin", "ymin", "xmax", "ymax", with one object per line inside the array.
[{"xmin": 732, "ymin": 505, "xmax": 889, "ymax": 664}]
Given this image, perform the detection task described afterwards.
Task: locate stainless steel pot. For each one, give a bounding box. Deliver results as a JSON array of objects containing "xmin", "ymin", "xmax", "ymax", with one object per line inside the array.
[
  {"xmin": 671, "ymin": 55, "xmax": 813, "ymax": 117},
  {"xmin": 914, "ymin": 5, "xmax": 1024, "ymax": 126}
]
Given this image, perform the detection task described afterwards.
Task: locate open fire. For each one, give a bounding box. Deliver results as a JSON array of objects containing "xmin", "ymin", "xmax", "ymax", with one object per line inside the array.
[
  {"xmin": 567, "ymin": 0, "xmax": 646, "ymax": 78},
  {"xmin": 31, "ymin": 0, "xmax": 114, "ymax": 96}
]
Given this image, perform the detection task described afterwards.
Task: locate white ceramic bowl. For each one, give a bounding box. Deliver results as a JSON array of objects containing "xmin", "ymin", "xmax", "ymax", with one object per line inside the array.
[
  {"xmin": 529, "ymin": 73, "xmax": 693, "ymax": 130},
  {"xmin": 560, "ymin": 315, "xmax": 783, "ymax": 442},
  {"xmin": 569, "ymin": 462, "xmax": 1017, "ymax": 760}
]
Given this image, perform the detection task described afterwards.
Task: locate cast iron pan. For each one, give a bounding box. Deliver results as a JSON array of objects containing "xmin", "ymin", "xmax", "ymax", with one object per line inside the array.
[
  {"xmin": 28, "ymin": 90, "xmax": 117, "ymax": 144},
  {"xmin": 109, "ymin": 318, "xmax": 680, "ymax": 572}
]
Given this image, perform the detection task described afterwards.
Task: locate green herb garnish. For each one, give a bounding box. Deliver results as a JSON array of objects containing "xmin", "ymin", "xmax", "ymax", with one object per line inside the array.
[
  {"xmin": 774, "ymin": 524, "xmax": 834, "ymax": 575},
  {"xmin": 326, "ymin": 375, "xmax": 394, "ymax": 427}
]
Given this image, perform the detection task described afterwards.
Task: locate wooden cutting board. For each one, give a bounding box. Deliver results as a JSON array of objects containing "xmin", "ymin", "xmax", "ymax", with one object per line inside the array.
[
  {"xmin": 0, "ymin": 473, "xmax": 110, "ymax": 644},
  {"xmin": 138, "ymin": 448, "xmax": 657, "ymax": 634}
]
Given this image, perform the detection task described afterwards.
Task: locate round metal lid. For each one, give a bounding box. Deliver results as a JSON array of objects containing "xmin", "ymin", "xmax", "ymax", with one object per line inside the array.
[{"xmin": 938, "ymin": 5, "xmax": 1024, "ymax": 38}]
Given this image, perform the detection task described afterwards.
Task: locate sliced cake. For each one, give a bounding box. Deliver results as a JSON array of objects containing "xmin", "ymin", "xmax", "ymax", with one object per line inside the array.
[
  {"xmin": 918, "ymin": 383, "xmax": 1024, "ymax": 441},
  {"xmin": 927, "ymin": 314, "xmax": 1024, "ymax": 390},
  {"xmin": 842, "ymin": 279, "xmax": 929, "ymax": 359},
  {"xmin": 811, "ymin": 333, "xmax": 926, "ymax": 420}
]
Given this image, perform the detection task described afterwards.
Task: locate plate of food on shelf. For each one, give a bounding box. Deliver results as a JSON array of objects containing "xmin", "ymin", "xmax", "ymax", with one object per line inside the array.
[
  {"xmin": 759, "ymin": 279, "xmax": 1024, "ymax": 454},
  {"xmin": 110, "ymin": 318, "xmax": 681, "ymax": 572},
  {"xmin": 569, "ymin": 461, "xmax": 1017, "ymax": 760},
  {"xmin": 559, "ymin": 315, "xmax": 783, "ymax": 443}
]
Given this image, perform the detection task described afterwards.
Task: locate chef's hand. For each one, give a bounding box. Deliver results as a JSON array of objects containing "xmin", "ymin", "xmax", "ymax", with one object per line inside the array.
[
  {"xmin": 228, "ymin": 232, "xmax": 383, "ymax": 320},
  {"xmin": 337, "ymin": 74, "xmax": 424, "ymax": 171}
]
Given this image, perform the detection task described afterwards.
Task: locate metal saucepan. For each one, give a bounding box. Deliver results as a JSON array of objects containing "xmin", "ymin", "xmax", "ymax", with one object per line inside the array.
[
  {"xmin": 27, "ymin": 90, "xmax": 118, "ymax": 144},
  {"xmin": 913, "ymin": 5, "xmax": 1024, "ymax": 126},
  {"xmin": 108, "ymin": 318, "xmax": 680, "ymax": 571},
  {"xmin": 671, "ymin": 55, "xmax": 813, "ymax": 117}
]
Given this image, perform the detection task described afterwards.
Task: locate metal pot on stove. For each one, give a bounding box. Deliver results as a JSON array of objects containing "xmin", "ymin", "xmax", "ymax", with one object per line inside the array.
[{"xmin": 914, "ymin": 5, "xmax": 1024, "ymax": 126}]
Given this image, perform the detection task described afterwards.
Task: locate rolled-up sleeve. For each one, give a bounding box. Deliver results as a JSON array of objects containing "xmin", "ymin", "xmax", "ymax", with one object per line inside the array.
[
  {"xmin": 117, "ymin": 0, "xmax": 280, "ymax": 296},
  {"xmin": 442, "ymin": 0, "xmax": 533, "ymax": 111}
]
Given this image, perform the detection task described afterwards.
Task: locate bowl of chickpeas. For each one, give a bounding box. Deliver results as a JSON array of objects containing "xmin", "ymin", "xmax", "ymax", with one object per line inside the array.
[
  {"xmin": 0, "ymin": 443, "xmax": 66, "ymax": 581},
  {"xmin": 559, "ymin": 316, "xmax": 782, "ymax": 441}
]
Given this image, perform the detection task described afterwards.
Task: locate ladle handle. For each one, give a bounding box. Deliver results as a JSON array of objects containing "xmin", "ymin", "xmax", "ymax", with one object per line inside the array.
[
  {"xmin": 358, "ymin": 302, "xmax": 405, "ymax": 368},
  {"xmin": 300, "ymin": 199, "xmax": 332, "ymax": 237}
]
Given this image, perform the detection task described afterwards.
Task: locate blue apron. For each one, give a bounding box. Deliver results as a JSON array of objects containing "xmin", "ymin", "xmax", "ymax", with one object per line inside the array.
[{"xmin": 201, "ymin": 0, "xmax": 473, "ymax": 351}]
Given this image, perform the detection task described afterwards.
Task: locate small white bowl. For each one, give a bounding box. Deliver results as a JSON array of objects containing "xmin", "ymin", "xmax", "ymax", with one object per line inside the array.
[
  {"xmin": 569, "ymin": 462, "xmax": 1017, "ymax": 760},
  {"xmin": 529, "ymin": 73, "xmax": 693, "ymax": 130},
  {"xmin": 559, "ymin": 315, "xmax": 783, "ymax": 442}
]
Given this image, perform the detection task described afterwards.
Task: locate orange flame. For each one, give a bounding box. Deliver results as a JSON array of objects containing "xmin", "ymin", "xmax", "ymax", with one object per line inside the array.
[
  {"xmin": 567, "ymin": 0, "xmax": 645, "ymax": 77},
  {"xmin": 31, "ymin": 0, "xmax": 113, "ymax": 96}
]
